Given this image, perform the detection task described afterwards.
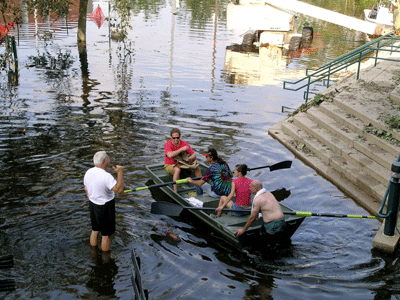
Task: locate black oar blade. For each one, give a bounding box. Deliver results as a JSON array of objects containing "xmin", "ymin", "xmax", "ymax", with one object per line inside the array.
[
  {"xmin": 269, "ymin": 160, "xmax": 292, "ymax": 172},
  {"xmin": 151, "ymin": 202, "xmax": 184, "ymax": 217},
  {"xmin": 247, "ymin": 160, "xmax": 292, "ymax": 172},
  {"xmin": 0, "ymin": 262, "xmax": 14, "ymax": 269},
  {"xmin": 0, "ymin": 279, "xmax": 16, "ymax": 292},
  {"xmin": 0, "ymin": 254, "xmax": 13, "ymax": 262},
  {"xmin": 0, "ymin": 255, "xmax": 13, "ymax": 269}
]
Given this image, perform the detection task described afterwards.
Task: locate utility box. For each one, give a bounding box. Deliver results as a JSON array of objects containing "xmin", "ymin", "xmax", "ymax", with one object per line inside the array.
[
  {"xmin": 227, "ymin": 1, "xmax": 296, "ymax": 32},
  {"xmin": 260, "ymin": 31, "xmax": 286, "ymax": 47}
]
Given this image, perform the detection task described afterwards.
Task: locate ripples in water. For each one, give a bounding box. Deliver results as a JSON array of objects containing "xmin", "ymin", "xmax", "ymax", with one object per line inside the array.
[{"xmin": 0, "ymin": 0, "xmax": 395, "ymax": 299}]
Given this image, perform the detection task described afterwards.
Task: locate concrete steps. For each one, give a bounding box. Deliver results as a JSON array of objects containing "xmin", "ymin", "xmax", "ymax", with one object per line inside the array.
[{"xmin": 269, "ymin": 61, "xmax": 400, "ymax": 217}]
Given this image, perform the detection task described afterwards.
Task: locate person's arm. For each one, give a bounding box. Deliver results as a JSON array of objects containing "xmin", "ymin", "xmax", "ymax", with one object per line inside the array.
[
  {"xmin": 84, "ymin": 186, "xmax": 89, "ymax": 199},
  {"xmin": 216, "ymin": 182, "xmax": 235, "ymax": 212},
  {"xmin": 111, "ymin": 165, "xmax": 124, "ymax": 194},
  {"xmin": 166, "ymin": 146, "xmax": 189, "ymax": 158},
  {"xmin": 186, "ymin": 152, "xmax": 197, "ymax": 164},
  {"xmin": 234, "ymin": 198, "xmax": 260, "ymax": 237},
  {"xmin": 184, "ymin": 144, "xmax": 196, "ymax": 163},
  {"xmin": 186, "ymin": 177, "xmax": 205, "ymax": 186}
]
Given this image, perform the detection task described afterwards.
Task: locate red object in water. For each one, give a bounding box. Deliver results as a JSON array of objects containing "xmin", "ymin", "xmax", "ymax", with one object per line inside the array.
[
  {"xmin": 0, "ymin": 22, "xmax": 15, "ymax": 41},
  {"xmin": 88, "ymin": 5, "xmax": 106, "ymax": 28}
]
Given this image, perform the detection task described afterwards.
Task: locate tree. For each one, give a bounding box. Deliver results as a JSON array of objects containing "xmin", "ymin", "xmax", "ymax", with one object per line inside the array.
[{"xmin": 77, "ymin": 0, "xmax": 88, "ymax": 47}]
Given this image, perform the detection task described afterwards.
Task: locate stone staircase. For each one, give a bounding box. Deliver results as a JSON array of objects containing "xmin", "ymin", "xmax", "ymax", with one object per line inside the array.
[{"xmin": 269, "ymin": 59, "xmax": 400, "ymax": 216}]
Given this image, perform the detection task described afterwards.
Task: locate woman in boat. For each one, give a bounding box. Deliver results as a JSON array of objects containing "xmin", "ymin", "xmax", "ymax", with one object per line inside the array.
[
  {"xmin": 186, "ymin": 147, "xmax": 232, "ymax": 197},
  {"xmin": 215, "ymin": 164, "xmax": 253, "ymax": 218}
]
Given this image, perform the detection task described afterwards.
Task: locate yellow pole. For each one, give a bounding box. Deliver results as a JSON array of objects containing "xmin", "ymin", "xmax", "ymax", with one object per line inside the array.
[{"xmin": 393, "ymin": 0, "xmax": 400, "ymax": 30}]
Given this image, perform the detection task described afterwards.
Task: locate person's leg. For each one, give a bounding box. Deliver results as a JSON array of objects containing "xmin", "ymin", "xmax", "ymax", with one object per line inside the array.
[
  {"xmin": 194, "ymin": 166, "xmax": 202, "ymax": 177},
  {"xmin": 98, "ymin": 199, "xmax": 116, "ymax": 252},
  {"xmin": 193, "ymin": 166, "xmax": 203, "ymax": 194},
  {"xmin": 89, "ymin": 201, "xmax": 101, "ymax": 248},
  {"xmin": 101, "ymin": 235, "xmax": 112, "ymax": 252},
  {"xmin": 172, "ymin": 166, "xmax": 181, "ymax": 192},
  {"xmin": 218, "ymin": 200, "xmax": 233, "ymax": 217},
  {"xmin": 217, "ymin": 196, "xmax": 232, "ymax": 217},
  {"xmin": 216, "ymin": 196, "xmax": 225, "ymax": 218},
  {"xmin": 90, "ymin": 230, "xmax": 99, "ymax": 247}
]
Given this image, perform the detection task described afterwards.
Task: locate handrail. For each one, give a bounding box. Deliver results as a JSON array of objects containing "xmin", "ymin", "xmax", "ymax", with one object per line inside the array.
[
  {"xmin": 283, "ymin": 28, "xmax": 400, "ymax": 102},
  {"xmin": 377, "ymin": 154, "xmax": 400, "ymax": 219}
]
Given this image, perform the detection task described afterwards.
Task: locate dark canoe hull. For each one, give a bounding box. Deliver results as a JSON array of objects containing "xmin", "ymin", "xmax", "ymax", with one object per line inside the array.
[{"xmin": 146, "ymin": 163, "xmax": 304, "ymax": 250}]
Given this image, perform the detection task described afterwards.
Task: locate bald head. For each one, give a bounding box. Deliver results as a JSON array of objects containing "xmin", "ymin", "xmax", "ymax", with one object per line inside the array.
[{"xmin": 250, "ymin": 180, "xmax": 263, "ymax": 194}]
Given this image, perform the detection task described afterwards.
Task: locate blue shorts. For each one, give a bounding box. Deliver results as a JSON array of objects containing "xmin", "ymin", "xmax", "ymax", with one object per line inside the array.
[
  {"xmin": 263, "ymin": 218, "xmax": 286, "ymax": 235},
  {"xmin": 230, "ymin": 203, "xmax": 250, "ymax": 217},
  {"xmin": 89, "ymin": 199, "xmax": 116, "ymax": 236}
]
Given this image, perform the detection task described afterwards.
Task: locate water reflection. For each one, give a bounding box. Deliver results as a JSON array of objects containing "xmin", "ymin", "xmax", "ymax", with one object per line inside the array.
[
  {"xmin": 224, "ymin": 45, "xmax": 301, "ymax": 86},
  {"xmin": 0, "ymin": 0, "xmax": 395, "ymax": 299},
  {"xmin": 86, "ymin": 249, "xmax": 119, "ymax": 297}
]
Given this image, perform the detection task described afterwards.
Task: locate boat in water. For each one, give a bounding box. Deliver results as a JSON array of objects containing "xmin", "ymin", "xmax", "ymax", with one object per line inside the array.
[
  {"xmin": 146, "ymin": 163, "xmax": 305, "ymax": 250},
  {"xmin": 364, "ymin": 1, "xmax": 394, "ymax": 32}
]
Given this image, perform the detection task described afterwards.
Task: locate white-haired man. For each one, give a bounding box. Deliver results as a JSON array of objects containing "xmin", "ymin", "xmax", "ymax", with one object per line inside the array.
[{"xmin": 84, "ymin": 151, "xmax": 124, "ymax": 252}]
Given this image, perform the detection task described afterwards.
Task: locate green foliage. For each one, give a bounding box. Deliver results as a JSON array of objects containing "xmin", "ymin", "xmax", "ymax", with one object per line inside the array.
[
  {"xmin": 365, "ymin": 126, "xmax": 400, "ymax": 146},
  {"xmin": 25, "ymin": 0, "xmax": 71, "ymax": 19},
  {"xmin": 382, "ymin": 115, "xmax": 400, "ymax": 130},
  {"xmin": 313, "ymin": 94, "xmax": 325, "ymax": 105}
]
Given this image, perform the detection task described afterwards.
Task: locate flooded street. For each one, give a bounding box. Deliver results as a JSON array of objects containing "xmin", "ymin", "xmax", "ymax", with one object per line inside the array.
[{"xmin": 1, "ymin": 0, "xmax": 398, "ymax": 299}]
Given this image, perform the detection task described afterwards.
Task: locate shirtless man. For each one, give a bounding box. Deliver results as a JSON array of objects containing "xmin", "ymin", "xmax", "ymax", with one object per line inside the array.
[{"xmin": 234, "ymin": 180, "xmax": 285, "ymax": 237}]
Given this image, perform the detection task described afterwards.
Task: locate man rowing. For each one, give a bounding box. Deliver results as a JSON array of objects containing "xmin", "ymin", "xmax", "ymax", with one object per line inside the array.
[{"xmin": 234, "ymin": 180, "xmax": 285, "ymax": 237}]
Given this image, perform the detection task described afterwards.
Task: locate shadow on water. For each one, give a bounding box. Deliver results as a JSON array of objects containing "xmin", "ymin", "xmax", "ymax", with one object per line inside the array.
[
  {"xmin": 86, "ymin": 249, "xmax": 119, "ymax": 298},
  {"xmin": 0, "ymin": 0, "xmax": 394, "ymax": 298}
]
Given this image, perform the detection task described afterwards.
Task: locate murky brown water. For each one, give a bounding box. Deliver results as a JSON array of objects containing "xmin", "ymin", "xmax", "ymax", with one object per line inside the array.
[{"xmin": 1, "ymin": 0, "xmax": 398, "ymax": 299}]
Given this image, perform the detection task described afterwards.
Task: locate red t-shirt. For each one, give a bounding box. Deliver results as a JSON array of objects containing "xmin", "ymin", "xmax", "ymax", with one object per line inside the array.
[
  {"xmin": 233, "ymin": 177, "xmax": 253, "ymax": 206},
  {"xmin": 164, "ymin": 139, "xmax": 195, "ymax": 165}
]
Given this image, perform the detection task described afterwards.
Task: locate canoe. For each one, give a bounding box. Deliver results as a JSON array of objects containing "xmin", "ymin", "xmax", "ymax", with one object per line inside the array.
[{"xmin": 146, "ymin": 163, "xmax": 305, "ymax": 250}]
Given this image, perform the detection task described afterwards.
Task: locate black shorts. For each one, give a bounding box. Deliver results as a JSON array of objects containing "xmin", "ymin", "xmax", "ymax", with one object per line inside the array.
[{"xmin": 89, "ymin": 199, "xmax": 116, "ymax": 236}]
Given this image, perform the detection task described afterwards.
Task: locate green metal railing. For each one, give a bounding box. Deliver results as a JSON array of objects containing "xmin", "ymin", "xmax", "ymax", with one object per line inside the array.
[{"xmin": 283, "ymin": 28, "xmax": 400, "ymax": 102}]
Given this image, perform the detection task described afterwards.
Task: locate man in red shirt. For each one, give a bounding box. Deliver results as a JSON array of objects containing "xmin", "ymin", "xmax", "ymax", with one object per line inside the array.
[{"xmin": 164, "ymin": 128, "xmax": 202, "ymax": 192}]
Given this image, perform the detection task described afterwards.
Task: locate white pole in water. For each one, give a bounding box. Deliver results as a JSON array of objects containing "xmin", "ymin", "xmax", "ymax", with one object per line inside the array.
[{"xmin": 263, "ymin": 0, "xmax": 378, "ymax": 35}]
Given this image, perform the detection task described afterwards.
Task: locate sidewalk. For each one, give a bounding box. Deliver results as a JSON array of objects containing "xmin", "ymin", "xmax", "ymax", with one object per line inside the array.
[{"xmin": 269, "ymin": 47, "xmax": 400, "ymax": 253}]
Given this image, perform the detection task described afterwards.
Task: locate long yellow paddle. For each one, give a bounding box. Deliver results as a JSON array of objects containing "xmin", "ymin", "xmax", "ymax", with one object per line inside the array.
[
  {"xmin": 124, "ymin": 177, "xmax": 201, "ymax": 193},
  {"xmin": 151, "ymin": 202, "xmax": 376, "ymax": 219}
]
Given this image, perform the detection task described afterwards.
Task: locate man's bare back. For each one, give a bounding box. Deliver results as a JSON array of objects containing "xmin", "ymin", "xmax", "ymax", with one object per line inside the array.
[
  {"xmin": 253, "ymin": 190, "xmax": 284, "ymax": 224},
  {"xmin": 234, "ymin": 180, "xmax": 284, "ymax": 237}
]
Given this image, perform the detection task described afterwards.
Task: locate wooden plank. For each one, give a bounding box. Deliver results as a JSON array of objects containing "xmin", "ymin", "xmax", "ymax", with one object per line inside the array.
[{"xmin": 131, "ymin": 249, "xmax": 147, "ymax": 300}]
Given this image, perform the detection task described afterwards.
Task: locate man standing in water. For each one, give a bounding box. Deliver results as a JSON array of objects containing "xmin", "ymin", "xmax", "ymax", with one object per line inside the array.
[
  {"xmin": 234, "ymin": 180, "xmax": 285, "ymax": 238},
  {"xmin": 164, "ymin": 128, "xmax": 202, "ymax": 192},
  {"xmin": 84, "ymin": 151, "xmax": 124, "ymax": 252}
]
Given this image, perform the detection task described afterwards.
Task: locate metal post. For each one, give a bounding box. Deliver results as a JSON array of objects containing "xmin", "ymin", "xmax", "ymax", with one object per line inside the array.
[
  {"xmin": 383, "ymin": 162, "xmax": 400, "ymax": 236},
  {"xmin": 374, "ymin": 41, "xmax": 380, "ymax": 67},
  {"xmin": 357, "ymin": 51, "xmax": 362, "ymax": 80},
  {"xmin": 305, "ymin": 76, "xmax": 311, "ymax": 103},
  {"xmin": 327, "ymin": 65, "xmax": 331, "ymax": 88}
]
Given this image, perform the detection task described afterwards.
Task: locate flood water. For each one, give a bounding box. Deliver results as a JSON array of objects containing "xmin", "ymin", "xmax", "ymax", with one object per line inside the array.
[{"xmin": 1, "ymin": 0, "xmax": 399, "ymax": 299}]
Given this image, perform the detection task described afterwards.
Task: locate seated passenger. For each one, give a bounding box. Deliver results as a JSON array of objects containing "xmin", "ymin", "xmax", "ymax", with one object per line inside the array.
[
  {"xmin": 164, "ymin": 128, "xmax": 202, "ymax": 192},
  {"xmin": 215, "ymin": 164, "xmax": 253, "ymax": 218},
  {"xmin": 187, "ymin": 148, "xmax": 232, "ymax": 197}
]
